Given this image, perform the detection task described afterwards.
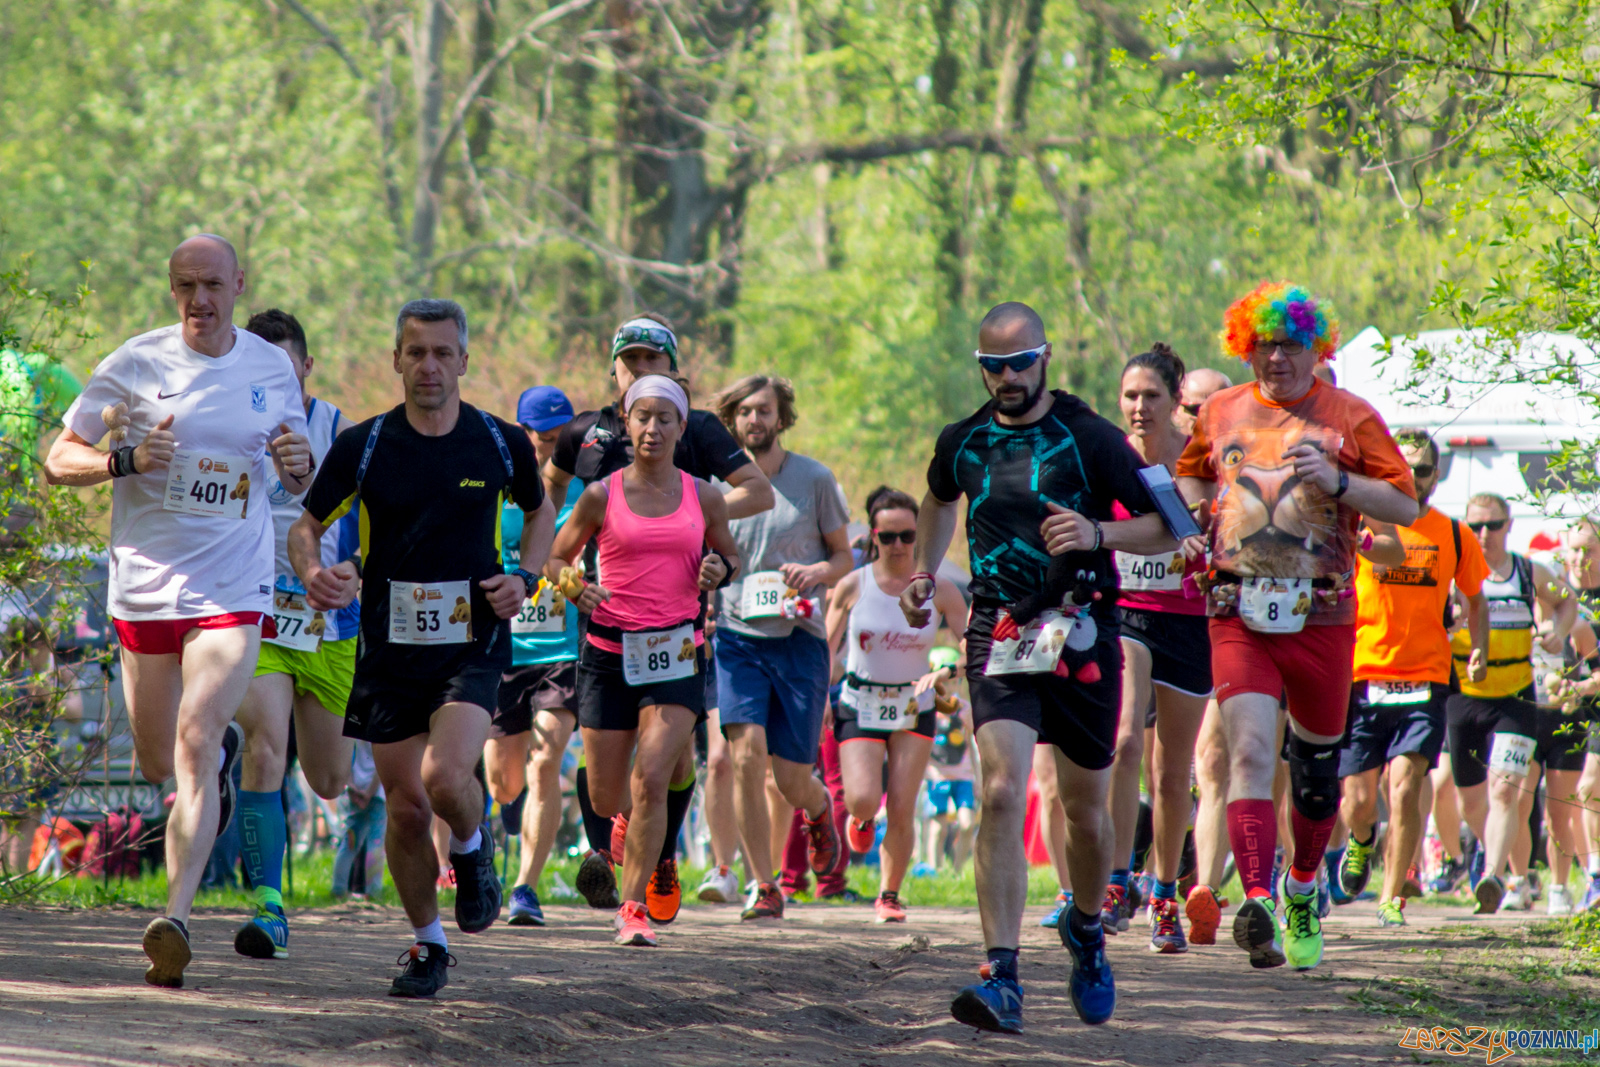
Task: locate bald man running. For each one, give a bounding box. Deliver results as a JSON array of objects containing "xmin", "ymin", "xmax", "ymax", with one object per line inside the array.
[{"xmin": 45, "ymin": 235, "xmax": 313, "ymax": 988}]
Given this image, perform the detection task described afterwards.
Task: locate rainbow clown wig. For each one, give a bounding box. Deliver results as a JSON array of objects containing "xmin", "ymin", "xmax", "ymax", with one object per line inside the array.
[{"xmin": 1220, "ymin": 281, "xmax": 1340, "ymax": 362}]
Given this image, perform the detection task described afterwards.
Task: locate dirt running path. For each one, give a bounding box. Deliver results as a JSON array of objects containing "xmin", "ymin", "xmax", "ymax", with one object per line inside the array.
[{"xmin": 0, "ymin": 898, "xmax": 1539, "ymax": 1066}]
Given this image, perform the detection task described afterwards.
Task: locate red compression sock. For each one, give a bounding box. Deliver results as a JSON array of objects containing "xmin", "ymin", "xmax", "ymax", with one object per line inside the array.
[
  {"xmin": 1227, "ymin": 798, "xmax": 1278, "ymax": 898},
  {"xmin": 1289, "ymin": 808, "xmax": 1336, "ymax": 885}
]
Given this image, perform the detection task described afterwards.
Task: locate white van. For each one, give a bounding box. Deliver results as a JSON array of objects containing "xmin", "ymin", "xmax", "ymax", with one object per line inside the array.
[{"xmin": 1334, "ymin": 326, "xmax": 1600, "ymax": 553}]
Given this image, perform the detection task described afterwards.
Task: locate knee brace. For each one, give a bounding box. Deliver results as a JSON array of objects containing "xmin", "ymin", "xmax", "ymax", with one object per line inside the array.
[{"xmin": 1286, "ymin": 732, "xmax": 1341, "ymax": 822}]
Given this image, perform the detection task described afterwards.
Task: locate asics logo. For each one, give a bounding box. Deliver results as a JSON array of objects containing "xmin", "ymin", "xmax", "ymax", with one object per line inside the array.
[{"xmin": 460, "ymin": 478, "xmax": 486, "ymax": 488}]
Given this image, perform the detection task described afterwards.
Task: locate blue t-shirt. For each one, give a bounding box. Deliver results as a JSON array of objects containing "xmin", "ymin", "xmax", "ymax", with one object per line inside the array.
[{"xmin": 503, "ymin": 479, "xmax": 583, "ymax": 666}]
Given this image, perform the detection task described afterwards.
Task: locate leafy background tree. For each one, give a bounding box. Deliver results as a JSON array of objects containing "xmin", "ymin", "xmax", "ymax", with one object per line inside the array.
[{"xmin": 0, "ymin": 0, "xmax": 1478, "ymax": 505}]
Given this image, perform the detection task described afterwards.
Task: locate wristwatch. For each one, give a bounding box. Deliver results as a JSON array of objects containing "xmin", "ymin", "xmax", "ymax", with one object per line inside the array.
[
  {"xmin": 1333, "ymin": 469, "xmax": 1350, "ymax": 499},
  {"xmin": 512, "ymin": 567, "xmax": 540, "ymax": 598}
]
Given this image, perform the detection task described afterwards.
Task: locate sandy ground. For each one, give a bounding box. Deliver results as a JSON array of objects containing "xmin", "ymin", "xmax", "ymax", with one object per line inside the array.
[{"xmin": 0, "ymin": 896, "xmax": 1549, "ymax": 1067}]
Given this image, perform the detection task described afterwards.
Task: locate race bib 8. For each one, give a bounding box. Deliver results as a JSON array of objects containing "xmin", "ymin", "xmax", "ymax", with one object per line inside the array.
[
  {"xmin": 1115, "ymin": 550, "xmax": 1186, "ymax": 592},
  {"xmin": 265, "ymin": 587, "xmax": 324, "ymax": 652},
  {"xmin": 510, "ymin": 581, "xmax": 566, "ymax": 635},
  {"xmin": 986, "ymin": 610, "xmax": 1075, "ymax": 677},
  {"xmin": 1237, "ymin": 577, "xmax": 1313, "ymax": 634},
  {"xmin": 1366, "ymin": 680, "xmax": 1431, "ymax": 707},
  {"xmin": 739, "ymin": 571, "xmax": 790, "ymax": 620},
  {"xmin": 841, "ymin": 681, "xmax": 933, "ymax": 731},
  {"xmin": 622, "ymin": 623, "xmax": 698, "ymax": 687},
  {"xmin": 389, "ymin": 580, "xmax": 473, "ymax": 645},
  {"xmin": 164, "ymin": 450, "xmax": 252, "ymax": 520},
  {"xmin": 1488, "ymin": 732, "xmax": 1536, "ymax": 778}
]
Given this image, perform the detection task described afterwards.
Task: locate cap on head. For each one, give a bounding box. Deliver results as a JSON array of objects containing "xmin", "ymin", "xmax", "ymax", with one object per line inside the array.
[
  {"xmin": 517, "ymin": 385, "xmax": 575, "ymax": 432},
  {"xmin": 1220, "ymin": 281, "xmax": 1339, "ymax": 362},
  {"xmin": 611, "ymin": 316, "xmax": 679, "ymax": 367}
]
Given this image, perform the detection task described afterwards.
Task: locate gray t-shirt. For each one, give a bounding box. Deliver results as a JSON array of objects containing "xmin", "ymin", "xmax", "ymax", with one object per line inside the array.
[{"xmin": 717, "ymin": 451, "xmax": 850, "ymax": 639}]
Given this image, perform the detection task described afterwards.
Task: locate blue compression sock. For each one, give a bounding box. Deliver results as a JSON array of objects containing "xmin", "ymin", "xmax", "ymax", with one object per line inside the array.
[
  {"xmin": 1109, "ymin": 869, "xmax": 1130, "ymax": 890},
  {"xmin": 239, "ymin": 789, "xmax": 287, "ymax": 912},
  {"xmin": 1153, "ymin": 879, "xmax": 1178, "ymax": 901}
]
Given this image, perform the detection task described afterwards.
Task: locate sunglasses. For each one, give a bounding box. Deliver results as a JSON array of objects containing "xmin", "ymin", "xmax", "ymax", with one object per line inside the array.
[
  {"xmin": 974, "ymin": 344, "xmax": 1047, "ymax": 375},
  {"xmin": 1410, "ymin": 463, "xmax": 1436, "ymax": 479},
  {"xmin": 875, "ymin": 530, "xmax": 916, "ymax": 545},
  {"xmin": 611, "ymin": 323, "xmax": 679, "ymax": 363},
  {"xmin": 1251, "ymin": 339, "xmax": 1306, "ymax": 357},
  {"xmin": 1468, "ymin": 519, "xmax": 1508, "ymax": 533}
]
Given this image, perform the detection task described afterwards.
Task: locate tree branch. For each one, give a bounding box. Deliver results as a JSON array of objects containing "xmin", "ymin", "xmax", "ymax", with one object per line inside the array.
[{"xmin": 273, "ymin": 0, "xmax": 363, "ymax": 79}]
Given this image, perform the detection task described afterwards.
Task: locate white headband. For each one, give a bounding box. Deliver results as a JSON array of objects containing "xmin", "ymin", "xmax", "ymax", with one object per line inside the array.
[{"xmin": 623, "ymin": 374, "xmax": 690, "ymax": 423}]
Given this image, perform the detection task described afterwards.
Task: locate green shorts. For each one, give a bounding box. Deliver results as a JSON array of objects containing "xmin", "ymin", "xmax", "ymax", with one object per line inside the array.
[{"xmin": 254, "ymin": 636, "xmax": 358, "ymax": 718}]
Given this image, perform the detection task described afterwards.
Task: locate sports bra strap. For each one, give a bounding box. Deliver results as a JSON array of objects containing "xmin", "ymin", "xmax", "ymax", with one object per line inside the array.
[
  {"xmin": 356, "ymin": 413, "xmax": 386, "ymax": 485},
  {"xmin": 479, "ymin": 408, "xmax": 514, "ymax": 478},
  {"xmin": 356, "ymin": 408, "xmax": 514, "ymax": 487}
]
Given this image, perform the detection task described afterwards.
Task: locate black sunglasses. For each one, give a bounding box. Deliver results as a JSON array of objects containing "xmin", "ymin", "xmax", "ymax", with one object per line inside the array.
[
  {"xmin": 875, "ymin": 530, "xmax": 916, "ymax": 545},
  {"xmin": 1410, "ymin": 463, "xmax": 1436, "ymax": 479},
  {"xmin": 1468, "ymin": 519, "xmax": 1508, "ymax": 533}
]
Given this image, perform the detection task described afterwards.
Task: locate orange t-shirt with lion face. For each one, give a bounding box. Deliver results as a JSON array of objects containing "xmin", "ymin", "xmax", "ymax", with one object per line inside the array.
[{"xmin": 1175, "ymin": 378, "xmax": 1416, "ymax": 625}]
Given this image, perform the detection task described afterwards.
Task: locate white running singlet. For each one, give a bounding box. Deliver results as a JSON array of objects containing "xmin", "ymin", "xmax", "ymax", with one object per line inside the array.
[
  {"xmin": 63, "ymin": 324, "xmax": 308, "ymax": 620},
  {"xmin": 845, "ymin": 565, "xmax": 938, "ymax": 685}
]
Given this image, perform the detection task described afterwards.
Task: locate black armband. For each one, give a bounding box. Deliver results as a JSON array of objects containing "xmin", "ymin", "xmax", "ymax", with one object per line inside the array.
[
  {"xmin": 709, "ymin": 551, "xmax": 736, "ymax": 589},
  {"xmin": 109, "ymin": 446, "xmax": 139, "ymax": 478}
]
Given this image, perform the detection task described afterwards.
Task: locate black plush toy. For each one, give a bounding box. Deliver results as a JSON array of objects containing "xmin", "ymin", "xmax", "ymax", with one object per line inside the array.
[{"xmin": 992, "ymin": 551, "xmax": 1105, "ymax": 683}]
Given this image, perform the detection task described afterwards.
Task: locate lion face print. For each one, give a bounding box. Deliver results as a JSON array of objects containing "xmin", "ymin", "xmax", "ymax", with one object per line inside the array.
[{"xmin": 1211, "ymin": 426, "xmax": 1343, "ymax": 579}]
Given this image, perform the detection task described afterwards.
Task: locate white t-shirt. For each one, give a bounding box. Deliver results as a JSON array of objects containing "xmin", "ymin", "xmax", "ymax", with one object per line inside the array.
[{"xmin": 62, "ymin": 324, "xmax": 308, "ymax": 621}]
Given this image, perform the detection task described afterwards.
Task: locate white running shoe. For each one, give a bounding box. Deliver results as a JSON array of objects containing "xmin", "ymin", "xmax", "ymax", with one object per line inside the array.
[
  {"xmin": 696, "ymin": 864, "xmax": 741, "ymax": 904},
  {"xmin": 1547, "ymin": 883, "xmax": 1574, "ymax": 916},
  {"xmin": 1500, "ymin": 877, "xmax": 1531, "ymax": 911}
]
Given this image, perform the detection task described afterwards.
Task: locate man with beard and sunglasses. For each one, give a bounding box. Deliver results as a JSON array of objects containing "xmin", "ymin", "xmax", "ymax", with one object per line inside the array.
[
  {"xmin": 707, "ymin": 374, "xmax": 853, "ymax": 920},
  {"xmin": 899, "ymin": 302, "xmax": 1186, "ymax": 1033},
  {"xmin": 1335, "ymin": 429, "xmax": 1489, "ymax": 928},
  {"xmin": 1444, "ymin": 492, "xmax": 1575, "ymax": 913}
]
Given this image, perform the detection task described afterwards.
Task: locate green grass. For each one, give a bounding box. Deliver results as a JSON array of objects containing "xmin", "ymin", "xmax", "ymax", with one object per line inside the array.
[{"xmin": 8, "ymin": 843, "xmax": 1065, "ymax": 912}]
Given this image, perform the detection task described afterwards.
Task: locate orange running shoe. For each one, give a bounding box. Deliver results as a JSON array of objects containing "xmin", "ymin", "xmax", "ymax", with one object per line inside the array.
[
  {"xmin": 1401, "ymin": 865, "xmax": 1424, "ymax": 900},
  {"xmin": 875, "ymin": 890, "xmax": 907, "ymax": 923},
  {"xmin": 741, "ymin": 882, "xmax": 785, "ymax": 921},
  {"xmin": 805, "ymin": 797, "xmax": 842, "ymax": 876},
  {"xmin": 647, "ymin": 857, "xmax": 682, "ymax": 924},
  {"xmin": 610, "ymin": 814, "xmax": 629, "ymax": 865},
  {"xmin": 1185, "ymin": 884, "xmax": 1221, "ymax": 946},
  {"xmin": 614, "ymin": 900, "xmax": 656, "ymax": 946},
  {"xmin": 847, "ymin": 816, "xmax": 877, "ymax": 855}
]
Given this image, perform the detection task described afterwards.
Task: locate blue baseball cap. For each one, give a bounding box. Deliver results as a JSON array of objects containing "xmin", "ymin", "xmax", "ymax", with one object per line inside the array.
[{"xmin": 516, "ymin": 385, "xmax": 574, "ymax": 431}]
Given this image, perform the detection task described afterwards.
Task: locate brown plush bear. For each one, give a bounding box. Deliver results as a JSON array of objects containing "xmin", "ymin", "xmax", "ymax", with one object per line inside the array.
[
  {"xmin": 307, "ymin": 613, "xmax": 326, "ymax": 637},
  {"xmin": 677, "ymin": 638, "xmax": 695, "ymax": 662},
  {"xmin": 449, "ymin": 597, "xmax": 471, "ymax": 624}
]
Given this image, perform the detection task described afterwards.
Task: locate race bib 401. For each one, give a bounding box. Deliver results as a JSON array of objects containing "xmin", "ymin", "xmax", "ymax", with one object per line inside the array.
[{"xmin": 164, "ymin": 450, "xmax": 251, "ymax": 520}]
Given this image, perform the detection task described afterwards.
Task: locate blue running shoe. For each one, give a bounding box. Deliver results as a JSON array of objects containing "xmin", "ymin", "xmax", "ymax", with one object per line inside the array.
[
  {"xmin": 508, "ymin": 884, "xmax": 545, "ymax": 926},
  {"xmin": 234, "ymin": 905, "xmax": 289, "ymax": 960},
  {"xmin": 1324, "ymin": 849, "xmax": 1354, "ymax": 905},
  {"xmin": 1040, "ymin": 889, "xmax": 1072, "ymax": 928},
  {"xmin": 950, "ymin": 971, "xmax": 1025, "ymax": 1034},
  {"xmin": 1316, "ymin": 875, "xmax": 1331, "ymax": 919},
  {"xmin": 1061, "ymin": 910, "xmax": 1116, "ymax": 1025},
  {"xmin": 1584, "ymin": 874, "xmax": 1600, "ymax": 912},
  {"xmin": 1467, "ymin": 839, "xmax": 1485, "ymax": 890}
]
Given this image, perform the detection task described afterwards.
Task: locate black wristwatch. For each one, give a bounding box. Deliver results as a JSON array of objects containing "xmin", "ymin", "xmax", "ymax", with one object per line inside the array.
[
  {"xmin": 1333, "ymin": 469, "xmax": 1350, "ymax": 499},
  {"xmin": 512, "ymin": 567, "xmax": 540, "ymax": 598}
]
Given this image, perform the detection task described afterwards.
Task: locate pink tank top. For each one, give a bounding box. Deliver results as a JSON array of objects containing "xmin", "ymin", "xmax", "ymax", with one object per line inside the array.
[
  {"xmin": 588, "ymin": 469, "xmax": 706, "ymax": 650},
  {"xmin": 1111, "ymin": 499, "xmax": 1205, "ymax": 615}
]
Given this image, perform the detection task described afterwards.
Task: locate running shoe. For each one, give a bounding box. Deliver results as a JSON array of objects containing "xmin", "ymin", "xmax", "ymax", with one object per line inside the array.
[
  {"xmin": 1547, "ymin": 884, "xmax": 1574, "ymax": 916},
  {"xmin": 1323, "ymin": 849, "xmax": 1354, "ymax": 905},
  {"xmin": 1129, "ymin": 873, "xmax": 1150, "ymax": 918},
  {"xmin": 1184, "ymin": 884, "xmax": 1221, "ymax": 946},
  {"xmin": 696, "ymin": 864, "xmax": 740, "ymax": 903},
  {"xmin": 500, "ymin": 788, "xmax": 527, "ymax": 837},
  {"xmin": 390, "ymin": 941, "xmax": 453, "ymax": 997},
  {"xmin": 1232, "ymin": 895, "xmax": 1285, "ymax": 969},
  {"xmin": 1402, "ymin": 865, "xmax": 1424, "ymax": 900},
  {"xmin": 450, "ymin": 830, "xmax": 502, "ymax": 933},
  {"xmin": 646, "ymin": 858, "xmax": 682, "ymax": 924},
  {"xmin": 614, "ymin": 901, "xmax": 656, "ymax": 947},
  {"xmin": 508, "ymin": 884, "xmax": 545, "ymax": 926},
  {"xmin": 217, "ymin": 721, "xmax": 243, "ymax": 838},
  {"xmin": 1428, "ymin": 854, "xmax": 1468, "ymax": 895},
  {"xmin": 234, "ymin": 904, "xmax": 289, "ymax": 959},
  {"xmin": 818, "ymin": 888, "xmax": 863, "ymax": 904},
  {"xmin": 950, "ymin": 970, "xmax": 1025, "ymax": 1034},
  {"xmin": 1467, "ymin": 838, "xmax": 1485, "ymax": 889},
  {"xmin": 1501, "ymin": 877, "xmax": 1530, "ymax": 912},
  {"xmin": 576, "ymin": 849, "xmax": 620, "ymax": 909},
  {"xmin": 1339, "ymin": 835, "xmax": 1375, "ymax": 897},
  {"xmin": 1583, "ymin": 874, "xmax": 1600, "ymax": 912},
  {"xmin": 437, "ymin": 867, "xmax": 457, "ymax": 889},
  {"xmin": 742, "ymin": 881, "xmax": 784, "ymax": 921},
  {"xmin": 805, "ymin": 797, "xmax": 842, "ymax": 877},
  {"xmin": 1377, "ymin": 897, "xmax": 1406, "ymax": 927},
  {"xmin": 610, "ymin": 813, "xmax": 628, "ymax": 866},
  {"xmin": 1474, "ymin": 873, "xmax": 1505, "ymax": 914},
  {"xmin": 1040, "ymin": 889, "xmax": 1073, "ymax": 929},
  {"xmin": 1281, "ymin": 891, "xmax": 1323, "ymax": 971},
  {"xmin": 1148, "ymin": 897, "xmax": 1187, "ymax": 954},
  {"xmin": 1099, "ymin": 883, "xmax": 1129, "ymax": 934},
  {"xmin": 1316, "ymin": 873, "xmax": 1331, "ymax": 919},
  {"xmin": 846, "ymin": 816, "xmax": 876, "ymax": 855},
  {"xmin": 142, "ymin": 916, "xmax": 192, "ymax": 988},
  {"xmin": 875, "ymin": 890, "xmax": 907, "ymax": 923},
  {"xmin": 1061, "ymin": 910, "xmax": 1116, "ymax": 1025}
]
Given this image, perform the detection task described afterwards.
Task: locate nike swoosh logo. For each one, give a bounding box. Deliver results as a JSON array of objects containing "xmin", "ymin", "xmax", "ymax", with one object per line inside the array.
[{"xmin": 156, "ymin": 390, "xmax": 183, "ymax": 399}]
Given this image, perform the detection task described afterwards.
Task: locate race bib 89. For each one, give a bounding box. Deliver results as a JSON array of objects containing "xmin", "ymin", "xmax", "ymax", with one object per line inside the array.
[{"xmin": 622, "ymin": 623, "xmax": 698, "ymax": 687}]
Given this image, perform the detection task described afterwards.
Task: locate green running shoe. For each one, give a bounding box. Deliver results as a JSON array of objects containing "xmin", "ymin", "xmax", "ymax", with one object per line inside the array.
[
  {"xmin": 1281, "ymin": 891, "xmax": 1323, "ymax": 971},
  {"xmin": 1231, "ymin": 895, "xmax": 1285, "ymax": 969},
  {"xmin": 1376, "ymin": 897, "xmax": 1406, "ymax": 927},
  {"xmin": 1338, "ymin": 835, "xmax": 1375, "ymax": 898}
]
